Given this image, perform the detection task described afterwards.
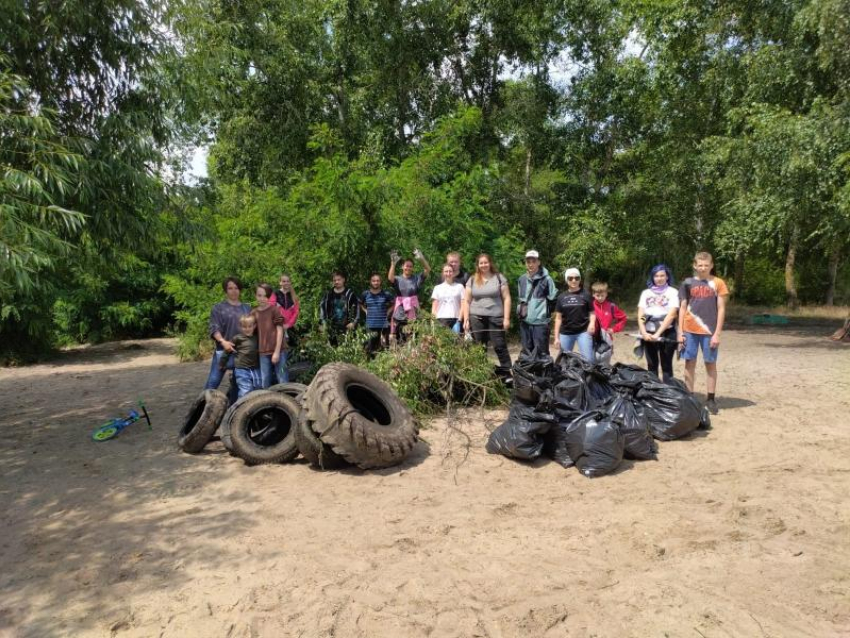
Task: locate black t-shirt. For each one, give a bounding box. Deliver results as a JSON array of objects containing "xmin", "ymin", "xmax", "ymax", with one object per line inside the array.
[{"xmin": 556, "ymin": 290, "xmax": 594, "ymax": 334}]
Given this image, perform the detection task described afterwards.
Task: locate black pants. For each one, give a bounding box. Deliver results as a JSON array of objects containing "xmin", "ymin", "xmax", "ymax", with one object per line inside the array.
[
  {"xmin": 644, "ymin": 327, "xmax": 677, "ymax": 382},
  {"xmin": 367, "ymin": 327, "xmax": 389, "ymax": 355},
  {"xmin": 520, "ymin": 322, "xmax": 550, "ymax": 357},
  {"xmin": 469, "ymin": 315, "xmax": 512, "ymax": 375},
  {"xmin": 438, "ymin": 317, "xmax": 459, "ymax": 330}
]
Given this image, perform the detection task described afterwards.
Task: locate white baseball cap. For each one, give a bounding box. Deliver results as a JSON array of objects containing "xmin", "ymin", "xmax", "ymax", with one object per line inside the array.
[
  {"xmin": 524, "ymin": 250, "xmax": 540, "ymax": 260},
  {"xmin": 564, "ymin": 268, "xmax": 581, "ymax": 281}
]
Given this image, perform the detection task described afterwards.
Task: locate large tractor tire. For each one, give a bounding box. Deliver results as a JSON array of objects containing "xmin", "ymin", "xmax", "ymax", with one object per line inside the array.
[
  {"xmin": 295, "ymin": 406, "xmax": 349, "ymax": 470},
  {"xmin": 304, "ymin": 363, "xmax": 418, "ymax": 469},
  {"xmin": 222, "ymin": 391, "xmax": 300, "ymax": 464},
  {"xmin": 178, "ymin": 389, "xmax": 228, "ymax": 453}
]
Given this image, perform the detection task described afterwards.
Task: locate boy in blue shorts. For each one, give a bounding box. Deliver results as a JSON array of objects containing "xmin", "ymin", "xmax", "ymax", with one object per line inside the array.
[{"xmin": 678, "ymin": 251, "xmax": 729, "ymax": 414}]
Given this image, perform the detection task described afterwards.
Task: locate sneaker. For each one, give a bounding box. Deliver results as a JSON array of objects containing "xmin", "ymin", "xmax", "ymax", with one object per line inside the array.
[{"xmin": 706, "ymin": 398, "xmax": 719, "ymax": 415}]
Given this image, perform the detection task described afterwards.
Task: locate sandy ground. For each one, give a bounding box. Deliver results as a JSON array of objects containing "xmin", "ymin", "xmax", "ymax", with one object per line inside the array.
[{"xmin": 0, "ymin": 326, "xmax": 849, "ymax": 638}]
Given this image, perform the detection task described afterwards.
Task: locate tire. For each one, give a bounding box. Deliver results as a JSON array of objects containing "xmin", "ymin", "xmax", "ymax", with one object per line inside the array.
[
  {"xmin": 219, "ymin": 391, "xmax": 272, "ymax": 453},
  {"xmin": 305, "ymin": 363, "xmax": 419, "ymax": 469},
  {"xmin": 295, "ymin": 406, "xmax": 349, "ymax": 470},
  {"xmin": 178, "ymin": 389, "xmax": 228, "ymax": 453},
  {"xmin": 226, "ymin": 392, "xmax": 300, "ymax": 465},
  {"xmin": 268, "ymin": 382, "xmax": 308, "ymax": 405}
]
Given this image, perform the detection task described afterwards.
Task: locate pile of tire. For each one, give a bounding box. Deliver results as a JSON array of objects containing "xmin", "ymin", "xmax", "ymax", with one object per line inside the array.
[{"xmin": 177, "ymin": 363, "xmax": 419, "ymax": 470}]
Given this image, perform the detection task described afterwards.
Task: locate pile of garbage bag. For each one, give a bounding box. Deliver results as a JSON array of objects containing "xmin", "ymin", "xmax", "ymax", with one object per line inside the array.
[{"xmin": 487, "ymin": 351, "xmax": 710, "ymax": 478}]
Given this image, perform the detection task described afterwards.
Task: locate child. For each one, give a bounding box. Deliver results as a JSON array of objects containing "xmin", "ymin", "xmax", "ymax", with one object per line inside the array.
[
  {"xmin": 361, "ymin": 273, "xmax": 395, "ymax": 355},
  {"xmin": 678, "ymin": 252, "xmax": 729, "ymax": 414},
  {"xmin": 251, "ymin": 284, "xmax": 285, "ymax": 389},
  {"xmin": 590, "ymin": 282, "xmax": 628, "ymax": 365},
  {"xmin": 232, "ymin": 315, "xmax": 262, "ymax": 398}
]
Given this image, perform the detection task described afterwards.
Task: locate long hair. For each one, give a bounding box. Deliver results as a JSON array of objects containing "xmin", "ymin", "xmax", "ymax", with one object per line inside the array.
[{"xmin": 473, "ymin": 253, "xmax": 500, "ymax": 287}]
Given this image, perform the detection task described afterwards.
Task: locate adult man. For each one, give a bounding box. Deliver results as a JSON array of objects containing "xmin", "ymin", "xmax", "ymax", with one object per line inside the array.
[
  {"xmin": 319, "ymin": 271, "xmax": 361, "ymax": 346},
  {"xmin": 516, "ymin": 250, "xmax": 557, "ymax": 357},
  {"xmin": 439, "ymin": 251, "xmax": 470, "ymax": 287},
  {"xmin": 204, "ymin": 276, "xmax": 251, "ymax": 402}
]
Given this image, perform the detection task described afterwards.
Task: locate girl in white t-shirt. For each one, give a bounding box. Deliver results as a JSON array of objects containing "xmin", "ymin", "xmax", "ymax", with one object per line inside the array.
[
  {"xmin": 431, "ymin": 264, "xmax": 465, "ymax": 331},
  {"xmin": 637, "ymin": 264, "xmax": 680, "ymax": 382}
]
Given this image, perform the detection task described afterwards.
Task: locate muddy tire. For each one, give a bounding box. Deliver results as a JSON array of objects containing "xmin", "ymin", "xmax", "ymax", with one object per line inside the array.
[
  {"xmin": 219, "ymin": 391, "xmax": 270, "ymax": 453},
  {"xmin": 268, "ymin": 382, "xmax": 308, "ymax": 405},
  {"xmin": 295, "ymin": 406, "xmax": 349, "ymax": 470},
  {"xmin": 178, "ymin": 389, "xmax": 228, "ymax": 453},
  {"xmin": 305, "ymin": 363, "xmax": 418, "ymax": 469},
  {"xmin": 224, "ymin": 391, "xmax": 300, "ymax": 465}
]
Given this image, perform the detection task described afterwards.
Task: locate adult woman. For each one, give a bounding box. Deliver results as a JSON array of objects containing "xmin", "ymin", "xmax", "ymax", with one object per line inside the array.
[
  {"xmin": 552, "ymin": 268, "xmax": 596, "ymax": 362},
  {"xmin": 204, "ymin": 277, "xmax": 251, "ymax": 403},
  {"xmin": 270, "ymin": 274, "xmax": 299, "ymax": 382},
  {"xmin": 463, "ymin": 254, "xmax": 512, "ymax": 379},
  {"xmin": 431, "ymin": 264, "xmax": 465, "ymax": 330},
  {"xmin": 388, "ymin": 248, "xmax": 431, "ymax": 344},
  {"xmin": 638, "ymin": 264, "xmax": 679, "ymax": 382},
  {"xmin": 251, "ymin": 283, "xmax": 284, "ymax": 389}
]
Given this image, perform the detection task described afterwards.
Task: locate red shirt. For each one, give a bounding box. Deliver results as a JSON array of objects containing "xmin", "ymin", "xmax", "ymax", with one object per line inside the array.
[{"xmin": 593, "ymin": 299, "xmax": 627, "ymax": 334}]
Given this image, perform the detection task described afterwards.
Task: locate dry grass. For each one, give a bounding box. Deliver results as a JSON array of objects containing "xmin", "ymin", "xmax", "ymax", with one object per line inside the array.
[{"xmin": 727, "ymin": 303, "xmax": 850, "ymax": 323}]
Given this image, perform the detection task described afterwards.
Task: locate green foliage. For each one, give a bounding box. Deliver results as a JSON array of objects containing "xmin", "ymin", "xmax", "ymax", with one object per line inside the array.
[{"xmin": 295, "ymin": 318, "xmax": 508, "ymax": 416}]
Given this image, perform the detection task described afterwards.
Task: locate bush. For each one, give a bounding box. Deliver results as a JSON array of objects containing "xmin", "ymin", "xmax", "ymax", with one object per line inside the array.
[{"xmin": 292, "ymin": 318, "xmax": 509, "ymax": 416}]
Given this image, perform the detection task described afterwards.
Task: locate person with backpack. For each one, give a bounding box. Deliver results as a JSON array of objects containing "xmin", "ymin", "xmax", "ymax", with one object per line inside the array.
[
  {"xmin": 516, "ymin": 250, "xmax": 557, "ymax": 357},
  {"xmin": 463, "ymin": 253, "xmax": 512, "ymax": 381}
]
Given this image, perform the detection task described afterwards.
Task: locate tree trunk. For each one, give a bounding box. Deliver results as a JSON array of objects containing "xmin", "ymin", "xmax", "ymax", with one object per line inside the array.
[
  {"xmin": 785, "ymin": 226, "xmax": 799, "ymax": 309},
  {"xmin": 826, "ymin": 245, "xmax": 841, "ymax": 306},
  {"xmin": 734, "ymin": 252, "xmax": 745, "ymax": 300},
  {"xmin": 524, "ymin": 147, "xmax": 532, "ymax": 197}
]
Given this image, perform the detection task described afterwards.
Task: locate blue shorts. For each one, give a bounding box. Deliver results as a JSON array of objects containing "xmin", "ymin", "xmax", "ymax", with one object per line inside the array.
[{"xmin": 683, "ymin": 332, "xmax": 719, "ymax": 363}]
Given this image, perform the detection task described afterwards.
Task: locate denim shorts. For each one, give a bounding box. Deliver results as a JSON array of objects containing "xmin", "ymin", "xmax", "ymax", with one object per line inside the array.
[{"xmin": 683, "ymin": 332, "xmax": 719, "ymax": 363}]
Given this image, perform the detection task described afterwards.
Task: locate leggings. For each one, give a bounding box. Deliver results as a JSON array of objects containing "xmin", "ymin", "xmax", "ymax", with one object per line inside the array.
[
  {"xmin": 469, "ymin": 315, "xmax": 512, "ymax": 375},
  {"xmin": 644, "ymin": 327, "xmax": 677, "ymax": 382}
]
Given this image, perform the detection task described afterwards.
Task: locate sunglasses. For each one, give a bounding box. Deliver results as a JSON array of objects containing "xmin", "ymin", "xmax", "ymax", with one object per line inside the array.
[{"xmin": 567, "ymin": 276, "xmax": 580, "ymax": 281}]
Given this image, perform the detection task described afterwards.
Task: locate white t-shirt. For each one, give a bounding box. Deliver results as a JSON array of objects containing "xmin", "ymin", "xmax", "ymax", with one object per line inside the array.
[
  {"xmin": 638, "ymin": 287, "xmax": 680, "ymax": 319},
  {"xmin": 431, "ymin": 282, "xmax": 465, "ymax": 319}
]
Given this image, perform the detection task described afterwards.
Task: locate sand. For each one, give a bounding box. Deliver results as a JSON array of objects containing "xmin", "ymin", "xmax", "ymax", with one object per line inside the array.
[{"xmin": 0, "ymin": 326, "xmax": 848, "ymax": 638}]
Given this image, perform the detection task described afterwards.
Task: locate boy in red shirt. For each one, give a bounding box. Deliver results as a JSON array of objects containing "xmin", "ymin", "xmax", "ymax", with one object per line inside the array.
[
  {"xmin": 591, "ymin": 282, "xmax": 628, "ymax": 365},
  {"xmin": 678, "ymin": 252, "xmax": 729, "ymax": 414}
]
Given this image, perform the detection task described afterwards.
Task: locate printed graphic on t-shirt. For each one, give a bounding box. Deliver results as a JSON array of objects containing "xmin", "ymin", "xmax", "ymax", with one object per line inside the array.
[
  {"xmin": 333, "ymin": 296, "xmax": 346, "ymax": 323},
  {"xmin": 680, "ymin": 277, "xmax": 728, "ymax": 335}
]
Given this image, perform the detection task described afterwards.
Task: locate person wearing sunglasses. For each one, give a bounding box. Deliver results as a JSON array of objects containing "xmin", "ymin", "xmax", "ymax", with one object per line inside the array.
[{"xmin": 552, "ymin": 268, "xmax": 596, "ymax": 362}]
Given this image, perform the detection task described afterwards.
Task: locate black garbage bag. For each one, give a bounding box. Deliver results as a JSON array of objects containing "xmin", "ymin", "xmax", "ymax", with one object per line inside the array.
[
  {"xmin": 562, "ymin": 411, "xmax": 625, "ymax": 478},
  {"xmin": 604, "ymin": 395, "xmax": 657, "ymax": 460},
  {"xmin": 552, "ymin": 369, "xmax": 591, "ymax": 411},
  {"xmin": 486, "ymin": 402, "xmax": 556, "ymax": 460},
  {"xmin": 555, "ymin": 351, "xmax": 593, "ymax": 374},
  {"xmin": 542, "ymin": 422, "xmax": 575, "ymax": 468},
  {"xmin": 609, "ymin": 363, "xmax": 660, "ymax": 395},
  {"xmin": 512, "ymin": 350, "xmax": 556, "ymax": 405},
  {"xmin": 586, "ymin": 366, "xmax": 616, "ymax": 406},
  {"xmin": 636, "ymin": 381, "xmax": 702, "ymax": 441}
]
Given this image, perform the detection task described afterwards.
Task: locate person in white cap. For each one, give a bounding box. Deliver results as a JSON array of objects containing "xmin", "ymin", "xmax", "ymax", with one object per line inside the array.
[
  {"xmin": 516, "ymin": 250, "xmax": 557, "ymax": 357},
  {"xmin": 552, "ymin": 267, "xmax": 596, "ymax": 362}
]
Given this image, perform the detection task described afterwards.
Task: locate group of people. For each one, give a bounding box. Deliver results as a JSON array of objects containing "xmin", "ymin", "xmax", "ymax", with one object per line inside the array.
[{"xmin": 202, "ymin": 249, "xmax": 727, "ymax": 415}]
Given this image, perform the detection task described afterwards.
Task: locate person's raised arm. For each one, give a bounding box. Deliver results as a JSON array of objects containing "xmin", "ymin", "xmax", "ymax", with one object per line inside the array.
[
  {"xmin": 416, "ymin": 249, "xmax": 431, "ymax": 277},
  {"xmin": 388, "ymin": 253, "xmax": 398, "ymax": 283}
]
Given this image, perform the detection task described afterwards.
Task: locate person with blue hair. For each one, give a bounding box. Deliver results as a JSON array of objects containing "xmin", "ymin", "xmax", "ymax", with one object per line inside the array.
[{"xmin": 637, "ymin": 264, "xmax": 680, "ymax": 382}]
